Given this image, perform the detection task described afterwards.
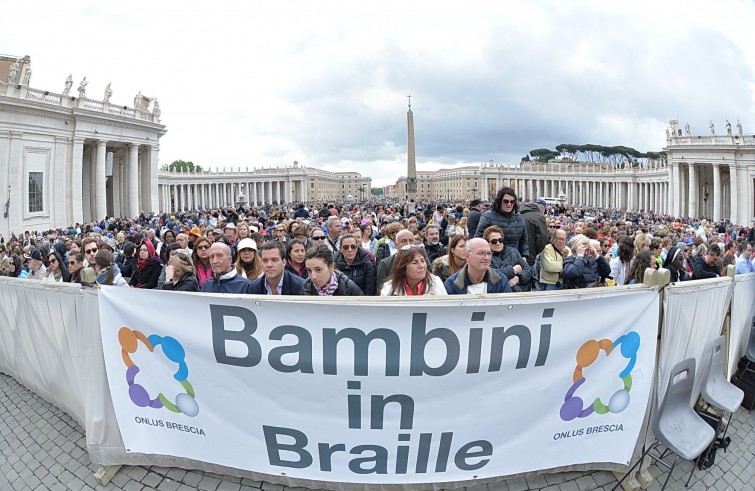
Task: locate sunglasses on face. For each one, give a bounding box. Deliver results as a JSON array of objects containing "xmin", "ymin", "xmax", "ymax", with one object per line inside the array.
[
  {"xmin": 311, "ymin": 236, "xmax": 326, "ymax": 241},
  {"xmin": 85, "ymin": 248, "xmax": 98, "ymax": 254},
  {"xmin": 341, "ymin": 244, "xmax": 358, "ymax": 250},
  {"xmin": 49, "ymin": 258, "xmax": 57, "ymax": 264},
  {"xmin": 502, "ymin": 199, "xmax": 516, "ymax": 205},
  {"xmin": 488, "ymin": 238, "xmax": 503, "ymax": 245},
  {"xmin": 196, "ymin": 244, "xmax": 210, "ymax": 251},
  {"xmin": 68, "ymin": 261, "xmax": 77, "ymax": 266}
]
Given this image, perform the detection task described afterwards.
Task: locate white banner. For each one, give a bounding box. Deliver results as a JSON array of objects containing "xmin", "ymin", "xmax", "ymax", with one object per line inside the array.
[{"xmin": 99, "ymin": 288, "xmax": 659, "ymax": 485}]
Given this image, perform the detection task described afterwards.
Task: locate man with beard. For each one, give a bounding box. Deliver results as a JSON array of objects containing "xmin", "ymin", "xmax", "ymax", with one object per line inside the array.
[{"xmin": 423, "ymin": 224, "xmax": 447, "ymax": 262}]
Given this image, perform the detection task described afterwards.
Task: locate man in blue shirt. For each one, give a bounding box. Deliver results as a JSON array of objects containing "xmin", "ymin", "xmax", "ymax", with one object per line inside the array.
[{"xmin": 735, "ymin": 242, "xmax": 755, "ymax": 275}]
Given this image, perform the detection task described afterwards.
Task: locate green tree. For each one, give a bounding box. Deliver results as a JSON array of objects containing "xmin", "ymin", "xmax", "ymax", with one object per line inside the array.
[{"xmin": 161, "ymin": 160, "xmax": 204, "ymax": 173}]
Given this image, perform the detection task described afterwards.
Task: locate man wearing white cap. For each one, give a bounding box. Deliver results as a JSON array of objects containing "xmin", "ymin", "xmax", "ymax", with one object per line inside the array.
[{"xmin": 224, "ymin": 223, "xmax": 238, "ymax": 246}]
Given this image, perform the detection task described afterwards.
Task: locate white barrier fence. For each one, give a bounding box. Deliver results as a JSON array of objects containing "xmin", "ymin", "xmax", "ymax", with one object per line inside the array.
[{"xmin": 0, "ymin": 274, "xmax": 753, "ymax": 490}]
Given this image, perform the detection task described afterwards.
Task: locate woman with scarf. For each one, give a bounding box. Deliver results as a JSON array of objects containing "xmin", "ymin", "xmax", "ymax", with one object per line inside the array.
[
  {"xmin": 94, "ymin": 250, "xmax": 128, "ymax": 287},
  {"xmin": 380, "ymin": 246, "xmax": 447, "ymax": 296},
  {"xmin": 129, "ymin": 239, "xmax": 162, "ymax": 289},
  {"xmin": 285, "ymin": 238, "xmax": 308, "ymax": 279},
  {"xmin": 43, "ymin": 250, "xmax": 70, "ymax": 283},
  {"xmin": 301, "ymin": 244, "xmax": 363, "ymax": 296},
  {"xmin": 191, "ymin": 236, "xmax": 213, "ymax": 288}
]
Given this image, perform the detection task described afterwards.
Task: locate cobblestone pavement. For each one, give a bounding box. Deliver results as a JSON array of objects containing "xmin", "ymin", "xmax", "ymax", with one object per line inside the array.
[{"xmin": 1, "ymin": 373, "xmax": 754, "ymax": 491}]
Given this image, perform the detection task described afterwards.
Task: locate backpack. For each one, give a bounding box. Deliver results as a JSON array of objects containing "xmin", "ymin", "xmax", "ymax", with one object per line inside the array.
[{"xmin": 531, "ymin": 252, "xmax": 543, "ymax": 291}]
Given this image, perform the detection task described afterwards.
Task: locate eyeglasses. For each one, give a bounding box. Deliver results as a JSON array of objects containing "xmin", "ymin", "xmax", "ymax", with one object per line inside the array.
[
  {"xmin": 473, "ymin": 251, "xmax": 493, "ymax": 257},
  {"xmin": 311, "ymin": 236, "xmax": 326, "ymax": 241},
  {"xmin": 171, "ymin": 251, "xmax": 189, "ymax": 261},
  {"xmin": 502, "ymin": 199, "xmax": 516, "ymax": 205},
  {"xmin": 49, "ymin": 258, "xmax": 57, "ymax": 264},
  {"xmin": 341, "ymin": 244, "xmax": 358, "ymax": 250},
  {"xmin": 85, "ymin": 248, "xmax": 98, "ymax": 254},
  {"xmin": 196, "ymin": 244, "xmax": 210, "ymax": 251},
  {"xmin": 488, "ymin": 238, "xmax": 503, "ymax": 245}
]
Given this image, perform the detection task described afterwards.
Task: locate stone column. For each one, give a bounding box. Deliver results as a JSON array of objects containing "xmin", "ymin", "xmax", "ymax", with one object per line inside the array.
[
  {"xmin": 712, "ymin": 163, "xmax": 721, "ymax": 220},
  {"xmin": 671, "ymin": 163, "xmax": 680, "ymax": 217},
  {"xmin": 112, "ymin": 153, "xmax": 121, "ymax": 218},
  {"xmin": 688, "ymin": 163, "xmax": 698, "ymax": 219},
  {"xmin": 70, "ymin": 137, "xmax": 85, "ymax": 224},
  {"xmin": 94, "ymin": 140, "xmax": 107, "ymax": 221},
  {"xmin": 729, "ymin": 164, "xmax": 738, "ymax": 223},
  {"xmin": 127, "ymin": 144, "xmax": 139, "ymax": 218}
]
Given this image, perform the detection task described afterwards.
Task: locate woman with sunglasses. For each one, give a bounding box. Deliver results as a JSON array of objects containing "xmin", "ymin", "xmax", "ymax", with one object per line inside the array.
[
  {"xmin": 161, "ymin": 248, "xmax": 199, "ymax": 291},
  {"xmin": 129, "ymin": 239, "xmax": 162, "ymax": 289},
  {"xmin": 191, "ymin": 236, "xmax": 214, "ymax": 288},
  {"xmin": 474, "ymin": 186, "xmax": 530, "ymax": 262},
  {"xmin": 380, "ymin": 246, "xmax": 447, "ymax": 296},
  {"xmin": 334, "ymin": 234, "xmax": 376, "ymax": 295},
  {"xmin": 484, "ymin": 225, "xmax": 532, "ymax": 292},
  {"xmin": 44, "ymin": 250, "xmax": 70, "ymax": 283}
]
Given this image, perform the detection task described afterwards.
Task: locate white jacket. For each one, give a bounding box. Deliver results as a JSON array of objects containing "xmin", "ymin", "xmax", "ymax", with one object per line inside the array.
[{"xmin": 380, "ymin": 275, "xmax": 447, "ymax": 296}]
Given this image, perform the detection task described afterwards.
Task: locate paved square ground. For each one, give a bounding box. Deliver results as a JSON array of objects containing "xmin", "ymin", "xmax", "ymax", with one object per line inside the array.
[{"xmin": 1, "ymin": 373, "xmax": 753, "ymax": 490}]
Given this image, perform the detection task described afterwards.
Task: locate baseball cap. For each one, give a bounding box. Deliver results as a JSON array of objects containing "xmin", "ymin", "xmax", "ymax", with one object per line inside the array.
[
  {"xmin": 237, "ymin": 238, "xmax": 257, "ymax": 251},
  {"xmin": 535, "ymin": 199, "xmax": 547, "ymax": 208},
  {"xmin": 24, "ymin": 249, "xmax": 43, "ymax": 261},
  {"xmin": 225, "ymin": 223, "xmax": 237, "ymax": 230}
]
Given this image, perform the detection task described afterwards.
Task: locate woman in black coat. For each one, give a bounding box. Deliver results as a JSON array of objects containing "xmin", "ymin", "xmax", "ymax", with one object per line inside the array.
[
  {"xmin": 300, "ymin": 244, "xmax": 363, "ymax": 296},
  {"xmin": 161, "ymin": 248, "xmax": 199, "ymax": 292},
  {"xmin": 333, "ymin": 234, "xmax": 376, "ymax": 295},
  {"xmin": 473, "ymin": 186, "xmax": 530, "ymax": 261}
]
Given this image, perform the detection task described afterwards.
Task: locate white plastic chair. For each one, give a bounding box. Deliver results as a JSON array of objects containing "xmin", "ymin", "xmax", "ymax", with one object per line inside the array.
[
  {"xmin": 613, "ymin": 358, "xmax": 715, "ymax": 491},
  {"xmin": 734, "ymin": 324, "xmax": 755, "ymax": 391},
  {"xmin": 685, "ymin": 335, "xmax": 744, "ymax": 485}
]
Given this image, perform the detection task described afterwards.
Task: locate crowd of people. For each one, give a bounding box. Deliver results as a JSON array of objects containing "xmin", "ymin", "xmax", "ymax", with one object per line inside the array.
[{"xmin": 1, "ymin": 185, "xmax": 754, "ymax": 297}]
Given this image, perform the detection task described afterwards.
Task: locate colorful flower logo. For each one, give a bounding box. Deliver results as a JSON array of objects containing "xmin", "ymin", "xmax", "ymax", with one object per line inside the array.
[
  {"xmin": 560, "ymin": 331, "xmax": 640, "ymax": 421},
  {"xmin": 118, "ymin": 327, "xmax": 199, "ymax": 417}
]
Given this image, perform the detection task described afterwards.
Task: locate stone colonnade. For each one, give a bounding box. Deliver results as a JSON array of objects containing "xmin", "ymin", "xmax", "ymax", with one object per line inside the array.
[
  {"xmin": 81, "ymin": 140, "xmax": 157, "ymax": 222},
  {"xmin": 157, "ymin": 179, "xmax": 307, "ymax": 212}
]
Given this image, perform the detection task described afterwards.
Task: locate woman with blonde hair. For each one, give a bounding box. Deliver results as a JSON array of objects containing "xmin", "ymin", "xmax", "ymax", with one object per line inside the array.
[
  {"xmin": 236, "ymin": 222, "xmax": 251, "ymax": 241},
  {"xmin": 432, "ymin": 234, "xmax": 467, "ymax": 282},
  {"xmin": 161, "ymin": 249, "xmax": 198, "ymax": 291},
  {"xmin": 235, "ymin": 238, "xmax": 263, "ymax": 279}
]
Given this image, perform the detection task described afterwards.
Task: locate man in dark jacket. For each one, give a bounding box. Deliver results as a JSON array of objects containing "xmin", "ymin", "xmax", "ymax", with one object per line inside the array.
[
  {"xmin": 423, "ymin": 224, "xmax": 447, "ymax": 262},
  {"xmin": 293, "ymin": 204, "xmax": 309, "ymax": 219},
  {"xmin": 691, "ymin": 244, "xmax": 721, "ymax": 279},
  {"xmin": 519, "ymin": 199, "xmax": 549, "ymax": 266},
  {"xmin": 201, "ymin": 243, "xmax": 254, "ymax": 293},
  {"xmin": 562, "ymin": 241, "xmax": 611, "ymax": 288},
  {"xmin": 250, "ymin": 242, "xmax": 304, "ymax": 294},
  {"xmin": 333, "ymin": 235, "xmax": 376, "ymax": 295},
  {"xmin": 467, "ymin": 199, "xmax": 483, "ymax": 240}
]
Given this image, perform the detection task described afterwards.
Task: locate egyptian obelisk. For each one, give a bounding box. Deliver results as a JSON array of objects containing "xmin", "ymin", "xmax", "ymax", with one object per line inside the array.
[{"xmin": 406, "ymin": 95, "xmax": 417, "ymax": 202}]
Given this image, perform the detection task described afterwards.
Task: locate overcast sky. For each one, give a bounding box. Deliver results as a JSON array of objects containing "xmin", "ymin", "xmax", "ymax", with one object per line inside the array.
[{"xmin": 3, "ymin": 1, "xmax": 754, "ymax": 186}]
